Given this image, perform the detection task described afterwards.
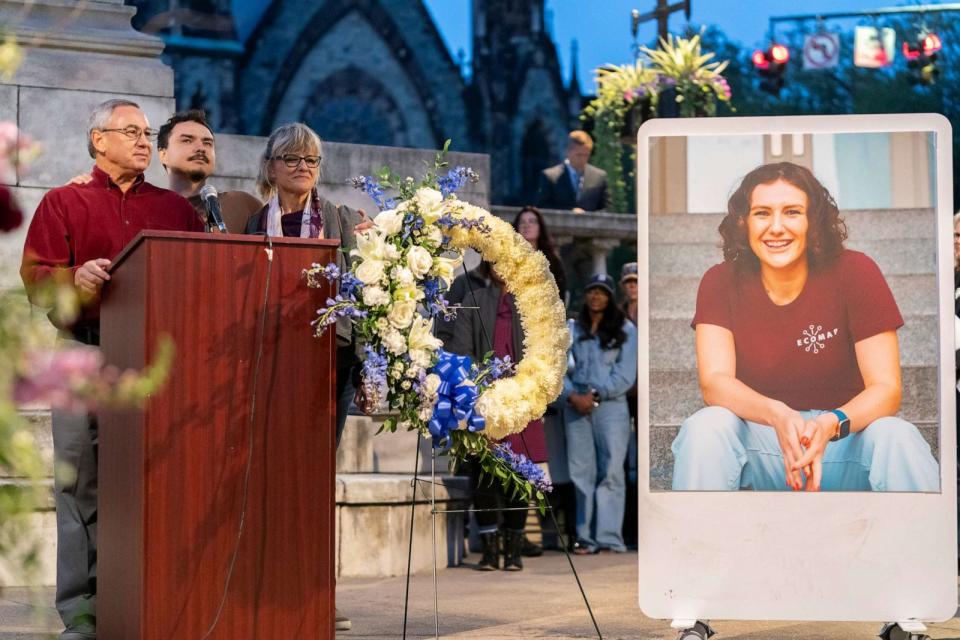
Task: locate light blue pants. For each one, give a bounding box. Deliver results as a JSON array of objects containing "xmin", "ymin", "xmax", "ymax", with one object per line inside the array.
[
  {"xmin": 672, "ymin": 406, "xmax": 940, "ymax": 492},
  {"xmin": 565, "ymin": 399, "xmax": 630, "ymax": 550}
]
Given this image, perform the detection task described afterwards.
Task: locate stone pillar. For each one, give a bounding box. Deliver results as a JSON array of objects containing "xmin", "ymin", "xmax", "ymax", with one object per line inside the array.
[
  {"xmin": 0, "ymin": 0, "xmax": 175, "ymax": 290},
  {"xmin": 587, "ymin": 238, "xmax": 620, "ymax": 276}
]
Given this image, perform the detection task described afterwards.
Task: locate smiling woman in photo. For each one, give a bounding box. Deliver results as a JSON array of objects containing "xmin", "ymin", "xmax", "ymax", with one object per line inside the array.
[{"xmin": 671, "ymin": 161, "xmax": 939, "ymax": 492}]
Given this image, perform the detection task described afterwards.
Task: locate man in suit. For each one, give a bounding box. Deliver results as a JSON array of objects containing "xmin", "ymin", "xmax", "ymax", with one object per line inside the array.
[{"xmin": 537, "ymin": 130, "xmax": 611, "ymax": 212}]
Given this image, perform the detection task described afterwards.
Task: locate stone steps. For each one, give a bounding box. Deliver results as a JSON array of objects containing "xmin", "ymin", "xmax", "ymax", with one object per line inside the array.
[
  {"xmin": 649, "ymin": 313, "xmax": 939, "ymax": 370},
  {"xmin": 649, "ymin": 365, "xmax": 940, "ymax": 426}
]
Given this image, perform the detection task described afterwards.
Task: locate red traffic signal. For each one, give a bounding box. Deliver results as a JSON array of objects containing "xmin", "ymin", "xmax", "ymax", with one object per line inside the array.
[
  {"xmin": 922, "ymin": 32, "xmax": 941, "ymax": 55},
  {"xmin": 752, "ymin": 49, "xmax": 769, "ymax": 69},
  {"xmin": 770, "ymin": 44, "xmax": 790, "ymax": 64}
]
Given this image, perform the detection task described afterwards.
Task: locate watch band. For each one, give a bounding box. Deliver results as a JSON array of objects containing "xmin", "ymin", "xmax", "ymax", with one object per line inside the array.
[{"xmin": 828, "ymin": 409, "xmax": 851, "ymax": 441}]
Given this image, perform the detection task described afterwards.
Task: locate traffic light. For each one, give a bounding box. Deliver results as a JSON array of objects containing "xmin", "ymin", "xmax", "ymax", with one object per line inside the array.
[
  {"xmin": 752, "ymin": 44, "xmax": 790, "ymax": 97},
  {"xmin": 903, "ymin": 32, "xmax": 941, "ymax": 85}
]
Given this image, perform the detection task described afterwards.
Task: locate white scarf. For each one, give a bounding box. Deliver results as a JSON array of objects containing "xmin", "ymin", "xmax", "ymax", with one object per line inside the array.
[{"xmin": 265, "ymin": 191, "xmax": 319, "ymax": 238}]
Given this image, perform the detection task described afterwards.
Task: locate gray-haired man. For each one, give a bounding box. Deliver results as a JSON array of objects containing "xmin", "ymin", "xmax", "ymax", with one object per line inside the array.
[{"xmin": 20, "ymin": 98, "xmax": 201, "ymax": 640}]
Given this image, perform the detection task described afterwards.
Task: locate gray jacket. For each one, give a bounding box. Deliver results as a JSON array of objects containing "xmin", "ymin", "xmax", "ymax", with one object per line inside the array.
[{"xmin": 245, "ymin": 197, "xmax": 363, "ymax": 344}]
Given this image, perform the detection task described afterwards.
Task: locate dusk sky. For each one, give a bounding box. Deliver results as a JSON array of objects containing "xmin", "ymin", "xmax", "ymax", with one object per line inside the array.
[
  {"xmin": 232, "ymin": 1, "xmax": 947, "ymax": 92},
  {"xmin": 422, "ymin": 1, "xmax": 941, "ymax": 90}
]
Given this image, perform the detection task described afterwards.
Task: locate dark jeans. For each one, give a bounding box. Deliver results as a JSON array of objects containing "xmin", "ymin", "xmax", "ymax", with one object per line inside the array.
[
  {"xmin": 468, "ymin": 458, "xmax": 528, "ymax": 532},
  {"xmin": 335, "ymin": 345, "xmax": 358, "ymax": 448}
]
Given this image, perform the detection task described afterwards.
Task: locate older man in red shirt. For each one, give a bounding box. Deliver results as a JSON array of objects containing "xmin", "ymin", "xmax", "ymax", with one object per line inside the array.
[{"xmin": 20, "ymin": 98, "xmax": 201, "ymax": 640}]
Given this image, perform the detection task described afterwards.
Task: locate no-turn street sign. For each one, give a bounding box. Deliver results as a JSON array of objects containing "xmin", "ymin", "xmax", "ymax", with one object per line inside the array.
[{"xmin": 803, "ymin": 33, "xmax": 840, "ymax": 70}]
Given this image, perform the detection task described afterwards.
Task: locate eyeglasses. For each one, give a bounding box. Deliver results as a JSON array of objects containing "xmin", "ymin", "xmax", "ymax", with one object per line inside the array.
[
  {"xmin": 100, "ymin": 126, "xmax": 158, "ymax": 142},
  {"xmin": 274, "ymin": 154, "xmax": 321, "ymax": 169}
]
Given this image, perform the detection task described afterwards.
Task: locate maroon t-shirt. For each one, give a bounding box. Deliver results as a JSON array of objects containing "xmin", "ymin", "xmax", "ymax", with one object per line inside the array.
[{"xmin": 692, "ymin": 250, "xmax": 903, "ymax": 410}]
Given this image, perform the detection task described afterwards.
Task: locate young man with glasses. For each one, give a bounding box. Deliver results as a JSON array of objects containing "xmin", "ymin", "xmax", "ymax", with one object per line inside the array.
[
  {"xmin": 156, "ymin": 110, "xmax": 262, "ymax": 233},
  {"xmin": 20, "ymin": 98, "xmax": 203, "ymax": 640}
]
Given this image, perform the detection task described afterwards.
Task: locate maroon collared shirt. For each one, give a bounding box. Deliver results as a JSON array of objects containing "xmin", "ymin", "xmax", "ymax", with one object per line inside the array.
[{"xmin": 20, "ymin": 165, "xmax": 203, "ymax": 333}]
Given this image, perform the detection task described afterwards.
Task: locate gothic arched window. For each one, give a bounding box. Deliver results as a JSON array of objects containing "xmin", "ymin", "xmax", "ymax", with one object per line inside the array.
[{"xmin": 300, "ymin": 67, "xmax": 408, "ymax": 148}]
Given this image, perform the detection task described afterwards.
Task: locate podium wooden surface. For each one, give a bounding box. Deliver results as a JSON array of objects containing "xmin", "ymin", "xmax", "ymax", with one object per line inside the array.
[{"xmin": 98, "ymin": 231, "xmax": 338, "ymax": 639}]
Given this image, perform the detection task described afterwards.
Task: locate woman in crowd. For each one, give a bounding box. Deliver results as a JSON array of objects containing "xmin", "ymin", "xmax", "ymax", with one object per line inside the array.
[
  {"xmin": 446, "ymin": 268, "xmax": 548, "ymax": 571},
  {"xmin": 513, "ymin": 205, "xmax": 567, "ymax": 305},
  {"xmin": 511, "ymin": 205, "xmax": 577, "ymax": 551},
  {"xmin": 245, "ymin": 123, "xmax": 369, "ymax": 444},
  {"xmin": 561, "ymin": 274, "xmax": 637, "ymax": 554},
  {"xmin": 672, "ymin": 162, "xmax": 938, "ymax": 492}
]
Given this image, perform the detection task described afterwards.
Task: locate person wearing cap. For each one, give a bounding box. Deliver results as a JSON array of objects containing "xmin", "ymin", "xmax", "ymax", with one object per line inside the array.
[
  {"xmin": 558, "ymin": 274, "xmax": 637, "ymax": 554},
  {"xmin": 618, "ymin": 262, "xmax": 639, "ymax": 548}
]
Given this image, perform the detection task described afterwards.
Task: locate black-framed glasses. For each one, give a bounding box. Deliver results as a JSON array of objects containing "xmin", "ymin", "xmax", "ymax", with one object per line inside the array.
[
  {"xmin": 100, "ymin": 126, "xmax": 158, "ymax": 142},
  {"xmin": 275, "ymin": 154, "xmax": 321, "ymax": 169}
]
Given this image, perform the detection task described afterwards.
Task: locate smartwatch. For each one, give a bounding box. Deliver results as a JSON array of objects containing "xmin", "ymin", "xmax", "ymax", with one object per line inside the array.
[{"xmin": 828, "ymin": 409, "xmax": 851, "ymax": 441}]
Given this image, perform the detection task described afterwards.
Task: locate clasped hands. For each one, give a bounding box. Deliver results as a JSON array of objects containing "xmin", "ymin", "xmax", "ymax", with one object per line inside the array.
[{"xmin": 772, "ymin": 408, "xmax": 839, "ymax": 492}]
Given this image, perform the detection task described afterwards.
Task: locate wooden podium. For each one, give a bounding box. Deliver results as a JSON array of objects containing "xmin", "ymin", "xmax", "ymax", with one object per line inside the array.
[{"xmin": 98, "ymin": 231, "xmax": 338, "ymax": 639}]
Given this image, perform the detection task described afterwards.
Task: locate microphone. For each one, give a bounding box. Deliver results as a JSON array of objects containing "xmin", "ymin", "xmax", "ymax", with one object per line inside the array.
[{"xmin": 199, "ymin": 184, "xmax": 227, "ymax": 233}]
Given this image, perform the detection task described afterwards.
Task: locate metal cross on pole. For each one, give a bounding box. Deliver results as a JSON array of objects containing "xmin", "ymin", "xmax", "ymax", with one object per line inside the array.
[{"xmin": 632, "ymin": 0, "xmax": 692, "ymax": 43}]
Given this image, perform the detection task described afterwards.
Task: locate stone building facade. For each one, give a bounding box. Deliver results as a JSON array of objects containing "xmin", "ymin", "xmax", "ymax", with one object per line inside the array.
[{"xmin": 126, "ymin": 0, "xmax": 583, "ymax": 204}]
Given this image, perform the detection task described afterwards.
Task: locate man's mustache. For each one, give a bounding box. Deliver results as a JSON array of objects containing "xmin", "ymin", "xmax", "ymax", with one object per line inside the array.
[{"xmin": 188, "ymin": 153, "xmax": 209, "ymax": 163}]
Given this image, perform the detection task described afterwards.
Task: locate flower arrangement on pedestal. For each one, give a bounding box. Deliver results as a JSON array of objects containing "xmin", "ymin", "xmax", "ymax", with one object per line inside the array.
[
  {"xmin": 305, "ymin": 144, "xmax": 569, "ymax": 507},
  {"xmin": 581, "ymin": 32, "xmax": 731, "ymax": 212}
]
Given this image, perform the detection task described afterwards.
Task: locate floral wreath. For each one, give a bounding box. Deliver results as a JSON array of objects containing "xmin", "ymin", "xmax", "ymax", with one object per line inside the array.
[{"xmin": 305, "ymin": 144, "xmax": 569, "ymax": 505}]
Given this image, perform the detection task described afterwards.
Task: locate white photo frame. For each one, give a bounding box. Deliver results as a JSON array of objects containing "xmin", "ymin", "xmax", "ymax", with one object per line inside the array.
[{"xmin": 637, "ymin": 114, "xmax": 957, "ymax": 622}]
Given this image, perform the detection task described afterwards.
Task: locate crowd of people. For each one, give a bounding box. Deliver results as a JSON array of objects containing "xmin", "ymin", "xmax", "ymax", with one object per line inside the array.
[{"xmin": 18, "ymin": 96, "xmax": 631, "ymax": 638}]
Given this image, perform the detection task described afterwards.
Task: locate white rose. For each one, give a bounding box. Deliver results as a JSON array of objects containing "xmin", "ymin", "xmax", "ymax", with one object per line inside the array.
[
  {"xmin": 361, "ymin": 286, "xmax": 390, "ymax": 307},
  {"xmin": 388, "ymin": 299, "xmax": 417, "ymax": 329},
  {"xmin": 413, "ymin": 188, "xmax": 445, "ymax": 223},
  {"xmin": 406, "ymin": 245, "xmax": 433, "ymax": 278},
  {"xmin": 408, "ymin": 315, "xmax": 442, "ymax": 352},
  {"xmin": 375, "ymin": 318, "xmax": 390, "ymax": 333},
  {"xmin": 382, "ymin": 329, "xmax": 407, "ymax": 355},
  {"xmin": 373, "ymin": 209, "xmax": 403, "ymax": 235},
  {"xmin": 423, "ymin": 373, "xmax": 442, "ymax": 396},
  {"xmin": 418, "ymin": 406, "xmax": 434, "ymax": 421},
  {"xmin": 401, "ymin": 380, "xmax": 411, "ymax": 390},
  {"xmin": 355, "ymin": 259, "xmax": 386, "ymax": 285}
]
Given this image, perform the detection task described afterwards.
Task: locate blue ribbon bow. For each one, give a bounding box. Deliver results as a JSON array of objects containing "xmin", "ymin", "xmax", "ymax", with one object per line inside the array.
[{"xmin": 428, "ymin": 349, "xmax": 486, "ymax": 444}]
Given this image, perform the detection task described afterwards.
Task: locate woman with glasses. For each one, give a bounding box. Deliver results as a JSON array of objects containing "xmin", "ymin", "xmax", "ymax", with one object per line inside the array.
[
  {"xmin": 244, "ymin": 123, "xmax": 367, "ymax": 446},
  {"xmin": 244, "ymin": 122, "xmax": 367, "ymax": 631}
]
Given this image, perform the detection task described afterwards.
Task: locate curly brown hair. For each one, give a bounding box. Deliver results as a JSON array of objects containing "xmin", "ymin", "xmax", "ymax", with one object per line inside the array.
[{"xmin": 719, "ymin": 162, "xmax": 847, "ymax": 272}]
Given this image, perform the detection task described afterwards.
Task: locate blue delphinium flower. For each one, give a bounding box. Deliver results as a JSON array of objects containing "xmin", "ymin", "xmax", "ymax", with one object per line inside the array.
[
  {"xmin": 437, "ymin": 166, "xmax": 480, "ymax": 197},
  {"xmin": 349, "ymin": 176, "xmax": 397, "ymax": 211},
  {"xmin": 492, "ymin": 442, "xmax": 552, "ymax": 493}
]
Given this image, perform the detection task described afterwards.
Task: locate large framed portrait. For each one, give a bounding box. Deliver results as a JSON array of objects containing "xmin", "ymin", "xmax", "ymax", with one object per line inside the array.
[{"xmin": 637, "ymin": 114, "xmax": 956, "ymax": 621}]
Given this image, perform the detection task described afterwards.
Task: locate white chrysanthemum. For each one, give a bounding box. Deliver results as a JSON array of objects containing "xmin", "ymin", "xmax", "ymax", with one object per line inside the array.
[{"xmin": 361, "ymin": 286, "xmax": 391, "ymax": 307}]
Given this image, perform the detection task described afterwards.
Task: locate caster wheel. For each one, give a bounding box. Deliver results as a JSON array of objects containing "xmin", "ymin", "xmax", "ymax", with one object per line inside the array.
[
  {"xmin": 878, "ymin": 622, "xmax": 931, "ymax": 640},
  {"xmin": 676, "ymin": 621, "xmax": 715, "ymax": 640}
]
